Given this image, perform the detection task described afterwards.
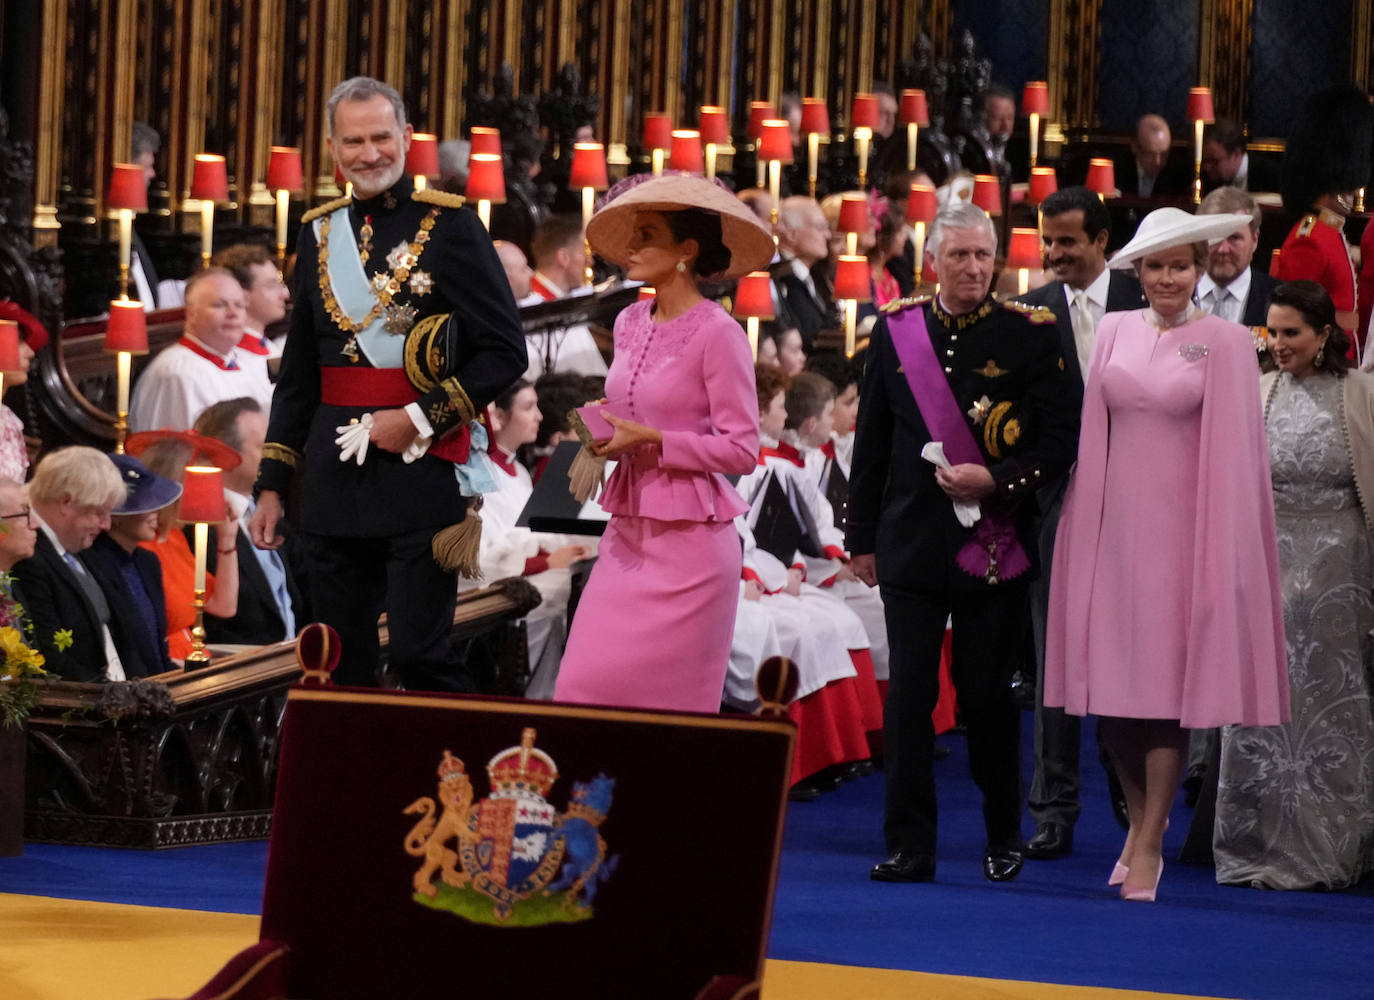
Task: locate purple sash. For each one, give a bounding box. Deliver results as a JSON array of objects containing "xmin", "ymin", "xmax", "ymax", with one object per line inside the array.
[{"xmin": 886, "ymin": 306, "xmax": 1030, "ymax": 584}]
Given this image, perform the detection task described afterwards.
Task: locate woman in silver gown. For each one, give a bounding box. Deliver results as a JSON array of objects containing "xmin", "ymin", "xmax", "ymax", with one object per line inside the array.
[{"xmin": 1215, "ymin": 280, "xmax": 1374, "ymax": 890}]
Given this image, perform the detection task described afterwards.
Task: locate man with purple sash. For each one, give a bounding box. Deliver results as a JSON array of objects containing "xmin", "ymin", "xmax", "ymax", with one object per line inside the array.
[{"xmin": 847, "ymin": 200, "xmax": 1079, "ymax": 884}]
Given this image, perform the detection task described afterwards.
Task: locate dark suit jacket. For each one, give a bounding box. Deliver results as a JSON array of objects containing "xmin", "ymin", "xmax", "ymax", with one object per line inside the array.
[
  {"xmin": 82, "ymin": 533, "xmax": 175, "ymax": 677},
  {"xmin": 1112, "ymin": 149, "xmax": 1192, "ymax": 199},
  {"xmin": 1015, "ymin": 271, "xmax": 1146, "ymax": 390},
  {"xmin": 1239, "ymin": 267, "xmax": 1280, "ymax": 327},
  {"xmin": 197, "ymin": 524, "xmax": 304, "ymax": 646},
  {"xmin": 13, "ymin": 533, "xmax": 118, "ymax": 682},
  {"xmin": 770, "ymin": 258, "xmax": 836, "ymax": 348}
]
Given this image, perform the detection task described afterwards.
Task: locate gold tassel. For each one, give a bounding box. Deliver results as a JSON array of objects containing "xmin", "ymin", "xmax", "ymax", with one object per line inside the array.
[
  {"xmin": 432, "ymin": 496, "xmax": 484, "ymax": 578},
  {"xmin": 568, "ymin": 444, "xmax": 606, "ymax": 503}
]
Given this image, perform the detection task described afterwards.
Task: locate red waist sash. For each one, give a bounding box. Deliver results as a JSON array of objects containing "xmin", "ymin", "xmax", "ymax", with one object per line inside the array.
[{"xmin": 318, "ymin": 366, "xmax": 472, "ymax": 464}]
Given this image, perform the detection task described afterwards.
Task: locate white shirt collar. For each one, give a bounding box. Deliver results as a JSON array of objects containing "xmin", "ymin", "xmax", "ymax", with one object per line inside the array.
[
  {"xmin": 225, "ymin": 489, "xmax": 251, "ymax": 520},
  {"xmin": 32, "ymin": 511, "xmax": 71, "ymax": 561},
  {"xmin": 533, "ymin": 271, "xmax": 567, "ymax": 298},
  {"xmin": 1063, "ymin": 266, "xmax": 1111, "ymax": 312},
  {"xmin": 184, "ymin": 331, "xmax": 238, "ymax": 364},
  {"xmin": 1198, "ymin": 266, "xmax": 1252, "ymax": 306}
]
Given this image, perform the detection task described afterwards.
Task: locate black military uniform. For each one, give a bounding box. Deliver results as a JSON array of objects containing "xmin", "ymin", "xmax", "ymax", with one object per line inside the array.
[
  {"xmin": 846, "ymin": 293, "xmax": 1079, "ymax": 878},
  {"xmin": 257, "ymin": 174, "xmax": 526, "ymax": 690}
]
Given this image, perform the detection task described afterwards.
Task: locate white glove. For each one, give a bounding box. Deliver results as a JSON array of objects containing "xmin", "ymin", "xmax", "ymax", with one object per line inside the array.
[
  {"xmin": 402, "ymin": 435, "xmax": 433, "ymax": 464},
  {"xmin": 921, "ymin": 441, "xmax": 981, "ymax": 528},
  {"xmin": 334, "ymin": 413, "xmax": 374, "ymax": 466}
]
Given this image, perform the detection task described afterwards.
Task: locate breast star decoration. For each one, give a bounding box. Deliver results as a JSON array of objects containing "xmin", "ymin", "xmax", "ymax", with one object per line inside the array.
[{"xmin": 968, "ymin": 394, "xmax": 993, "ymax": 425}]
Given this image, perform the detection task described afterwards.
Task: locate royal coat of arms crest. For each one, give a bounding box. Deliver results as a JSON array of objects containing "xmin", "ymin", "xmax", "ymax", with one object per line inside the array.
[{"xmin": 402, "ymin": 727, "xmax": 618, "ymax": 925}]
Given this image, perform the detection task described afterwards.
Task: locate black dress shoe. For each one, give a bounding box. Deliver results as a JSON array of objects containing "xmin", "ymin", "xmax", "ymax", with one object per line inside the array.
[
  {"xmin": 870, "ymin": 850, "xmax": 936, "ymax": 882},
  {"xmin": 983, "ymin": 847, "xmax": 1024, "ymax": 882},
  {"xmin": 1025, "ymin": 822, "xmax": 1074, "ymax": 859},
  {"xmin": 788, "ymin": 771, "xmax": 842, "ymax": 801}
]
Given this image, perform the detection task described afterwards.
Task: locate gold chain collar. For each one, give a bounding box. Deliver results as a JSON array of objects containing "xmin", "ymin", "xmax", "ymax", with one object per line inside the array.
[{"xmin": 317, "ymin": 206, "xmax": 440, "ymax": 335}]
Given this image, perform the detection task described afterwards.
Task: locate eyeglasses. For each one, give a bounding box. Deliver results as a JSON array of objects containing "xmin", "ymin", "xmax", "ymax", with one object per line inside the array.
[{"xmin": 0, "ymin": 505, "xmax": 31, "ymax": 521}]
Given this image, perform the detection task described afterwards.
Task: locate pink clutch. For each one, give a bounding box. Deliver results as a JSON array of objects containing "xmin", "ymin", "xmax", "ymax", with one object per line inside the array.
[{"xmin": 570, "ymin": 403, "xmax": 618, "ymax": 444}]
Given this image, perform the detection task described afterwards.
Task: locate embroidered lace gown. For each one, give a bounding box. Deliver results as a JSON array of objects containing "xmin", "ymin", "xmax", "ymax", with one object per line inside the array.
[
  {"xmin": 1214, "ymin": 372, "xmax": 1374, "ymax": 889},
  {"xmin": 554, "ymin": 300, "xmax": 759, "ymax": 712},
  {"xmin": 1045, "ymin": 311, "xmax": 1288, "ymax": 727}
]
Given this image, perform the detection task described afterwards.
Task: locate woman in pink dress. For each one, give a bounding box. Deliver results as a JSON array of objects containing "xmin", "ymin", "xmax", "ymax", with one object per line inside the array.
[
  {"xmin": 553, "ymin": 174, "xmax": 774, "ymax": 712},
  {"xmin": 1045, "ymin": 208, "xmax": 1289, "ymax": 901}
]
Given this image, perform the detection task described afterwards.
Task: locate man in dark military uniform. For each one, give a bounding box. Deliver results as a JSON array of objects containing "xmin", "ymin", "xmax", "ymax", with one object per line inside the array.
[
  {"xmin": 249, "ymin": 76, "xmax": 526, "ymax": 690},
  {"xmin": 848, "ymin": 199, "xmax": 1080, "ymax": 884}
]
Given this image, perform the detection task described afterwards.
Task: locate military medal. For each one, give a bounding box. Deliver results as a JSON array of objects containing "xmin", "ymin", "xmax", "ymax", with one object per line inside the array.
[
  {"xmin": 408, "ymin": 269, "xmax": 433, "ymax": 296},
  {"xmin": 386, "ymin": 241, "xmax": 417, "ymax": 271},
  {"xmin": 968, "ymin": 394, "xmax": 992, "ymax": 425},
  {"xmin": 384, "ymin": 303, "xmax": 418, "ymax": 334}
]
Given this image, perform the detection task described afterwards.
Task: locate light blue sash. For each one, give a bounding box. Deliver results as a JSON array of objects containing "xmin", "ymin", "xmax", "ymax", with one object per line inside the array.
[{"xmin": 316, "ymin": 206, "xmax": 403, "ymax": 368}]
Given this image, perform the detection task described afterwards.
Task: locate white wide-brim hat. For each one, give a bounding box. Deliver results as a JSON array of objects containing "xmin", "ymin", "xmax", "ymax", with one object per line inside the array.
[
  {"xmin": 1108, "ymin": 207, "xmax": 1254, "ymax": 269},
  {"xmin": 586, "ymin": 174, "xmax": 776, "ymax": 280}
]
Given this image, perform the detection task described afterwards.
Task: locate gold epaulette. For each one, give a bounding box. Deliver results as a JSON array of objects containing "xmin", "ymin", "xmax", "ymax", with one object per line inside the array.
[
  {"xmin": 412, "ymin": 188, "xmax": 466, "ymax": 209},
  {"xmin": 1001, "ymin": 299, "xmax": 1058, "ymax": 325},
  {"xmin": 881, "ymin": 294, "xmax": 932, "ymax": 314},
  {"xmin": 301, "ymin": 196, "xmax": 351, "ymax": 224},
  {"xmin": 1296, "ymin": 213, "xmax": 1318, "ymax": 238},
  {"xmin": 1316, "ymin": 207, "xmax": 1344, "ymax": 231}
]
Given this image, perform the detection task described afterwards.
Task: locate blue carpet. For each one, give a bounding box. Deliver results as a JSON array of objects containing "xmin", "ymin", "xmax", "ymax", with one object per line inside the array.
[{"xmin": 3, "ymin": 720, "xmax": 1373, "ymax": 999}]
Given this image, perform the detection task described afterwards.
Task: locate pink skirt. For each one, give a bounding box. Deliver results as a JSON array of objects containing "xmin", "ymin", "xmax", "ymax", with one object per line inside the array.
[{"xmin": 555, "ymin": 515, "xmax": 740, "ymax": 713}]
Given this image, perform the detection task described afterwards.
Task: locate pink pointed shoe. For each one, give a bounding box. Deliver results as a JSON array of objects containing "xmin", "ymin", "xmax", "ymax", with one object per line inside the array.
[
  {"xmin": 1107, "ymin": 862, "xmax": 1130, "ymax": 887},
  {"xmin": 1121, "ymin": 859, "xmax": 1163, "ymax": 902}
]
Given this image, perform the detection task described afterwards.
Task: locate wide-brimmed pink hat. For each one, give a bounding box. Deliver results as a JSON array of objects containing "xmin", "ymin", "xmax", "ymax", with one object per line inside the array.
[{"xmin": 586, "ymin": 173, "xmax": 775, "ymax": 280}]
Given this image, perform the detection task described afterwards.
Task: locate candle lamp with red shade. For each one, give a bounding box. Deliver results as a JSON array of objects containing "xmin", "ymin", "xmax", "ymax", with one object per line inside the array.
[
  {"xmin": 748, "ymin": 102, "xmax": 776, "ymax": 188},
  {"xmin": 1007, "ymin": 227, "xmax": 1042, "ymax": 296},
  {"xmin": 103, "ymin": 301, "xmax": 149, "ymax": 453},
  {"xmin": 178, "ymin": 465, "xmax": 225, "ymax": 666},
  {"xmin": 973, "ymin": 174, "xmax": 1003, "ymax": 217},
  {"xmin": 801, "ymin": 98, "xmax": 830, "ymax": 199},
  {"xmin": 833, "ymin": 254, "xmax": 873, "ymax": 358},
  {"xmin": 108, "ymin": 164, "xmax": 148, "ymax": 299},
  {"xmin": 266, "ymin": 146, "xmax": 304, "ymax": 269},
  {"xmin": 1086, "ymin": 158, "xmax": 1116, "ymax": 203},
  {"xmin": 466, "ymin": 153, "xmax": 506, "ymax": 231},
  {"xmin": 906, "ymin": 183, "xmax": 937, "ymax": 286},
  {"xmin": 406, "ymin": 133, "xmax": 440, "ymax": 192},
  {"xmin": 569, "ymin": 143, "xmax": 608, "ymax": 287},
  {"xmin": 851, "ymin": 93, "xmax": 879, "ymax": 189},
  {"xmin": 900, "ymin": 90, "xmax": 929, "ymax": 173},
  {"xmin": 189, "ymin": 154, "xmax": 229, "ymax": 270},
  {"xmin": 1187, "ymin": 87, "xmax": 1215, "ymax": 204},
  {"xmin": 837, "ymin": 192, "xmax": 869, "ymax": 256},
  {"xmin": 759, "ymin": 119, "xmax": 793, "ymax": 232},
  {"xmin": 1022, "ymin": 82, "xmax": 1050, "ymax": 168},
  {"xmin": 643, "ymin": 114, "xmax": 673, "ymax": 176},
  {"xmin": 698, "ymin": 106, "xmax": 730, "ymax": 182},
  {"xmin": 733, "ymin": 271, "xmax": 775, "ymax": 360}
]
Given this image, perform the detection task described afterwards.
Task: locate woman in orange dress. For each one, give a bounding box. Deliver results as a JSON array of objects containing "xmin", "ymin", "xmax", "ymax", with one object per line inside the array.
[{"xmin": 125, "ymin": 431, "xmax": 240, "ymax": 661}]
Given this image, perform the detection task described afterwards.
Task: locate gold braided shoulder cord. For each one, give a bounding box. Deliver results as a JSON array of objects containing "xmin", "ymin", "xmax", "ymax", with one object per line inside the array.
[{"xmin": 317, "ymin": 207, "xmax": 440, "ymax": 334}]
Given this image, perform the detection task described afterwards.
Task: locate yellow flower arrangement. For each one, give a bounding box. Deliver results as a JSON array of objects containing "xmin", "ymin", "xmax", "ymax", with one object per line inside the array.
[{"xmin": 0, "ymin": 575, "xmax": 48, "ymax": 728}]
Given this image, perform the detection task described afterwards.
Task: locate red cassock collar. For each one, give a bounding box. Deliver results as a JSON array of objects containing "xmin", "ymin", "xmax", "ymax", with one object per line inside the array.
[
  {"xmin": 760, "ymin": 441, "xmax": 805, "ymax": 468},
  {"xmin": 178, "ymin": 336, "xmax": 238, "ymax": 371},
  {"xmin": 488, "ymin": 445, "xmax": 519, "ymax": 477}
]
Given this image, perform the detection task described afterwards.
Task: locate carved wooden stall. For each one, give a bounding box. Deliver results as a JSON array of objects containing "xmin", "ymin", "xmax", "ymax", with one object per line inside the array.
[{"xmin": 22, "ymin": 578, "xmax": 541, "ymax": 849}]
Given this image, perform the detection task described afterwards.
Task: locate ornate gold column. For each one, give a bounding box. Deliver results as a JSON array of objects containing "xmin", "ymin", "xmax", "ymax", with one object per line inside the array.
[
  {"xmin": 1047, "ymin": 0, "xmax": 1100, "ymax": 132},
  {"xmin": 607, "ymin": 0, "xmax": 632, "ymax": 167},
  {"xmin": 855, "ymin": 1, "xmax": 875, "ymax": 93},
  {"xmin": 503, "ymin": 0, "xmax": 524, "ymax": 85},
  {"xmin": 926, "ymin": 0, "xmax": 952, "ymax": 62},
  {"xmin": 307, "ymin": 0, "xmax": 349, "ymax": 200},
  {"xmin": 385, "ymin": 0, "xmax": 408, "ymax": 88},
  {"xmin": 245, "ymin": 0, "xmax": 287, "ymax": 225},
  {"xmin": 1353, "ymin": 0, "xmax": 1374, "ymax": 89},
  {"xmin": 1197, "ymin": 0, "xmax": 1251, "ymax": 123},
  {"xmin": 557, "ymin": 0, "xmax": 578, "ymax": 66},
  {"xmin": 442, "ymin": 0, "xmax": 471, "ymax": 141},
  {"xmin": 714, "ymin": 0, "xmax": 737, "ymax": 107},
  {"xmin": 32, "ymin": 0, "xmax": 67, "ymax": 245},
  {"xmin": 664, "ymin": 0, "xmax": 686, "ymax": 118},
  {"xmin": 767, "ymin": 0, "xmax": 786, "ymax": 106},
  {"xmin": 810, "ymin": 0, "xmax": 832, "ymax": 99},
  {"xmin": 95, "ymin": 0, "xmax": 140, "ymax": 222},
  {"xmin": 173, "ymin": 0, "xmax": 212, "ymax": 225}
]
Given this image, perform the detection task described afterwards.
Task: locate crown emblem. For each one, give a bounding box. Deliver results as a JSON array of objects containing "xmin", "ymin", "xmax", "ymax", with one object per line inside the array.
[
  {"xmin": 487, "ymin": 727, "xmax": 559, "ymax": 799},
  {"xmin": 437, "ymin": 749, "xmax": 467, "ymax": 784},
  {"xmin": 404, "ymin": 728, "xmax": 618, "ymax": 925}
]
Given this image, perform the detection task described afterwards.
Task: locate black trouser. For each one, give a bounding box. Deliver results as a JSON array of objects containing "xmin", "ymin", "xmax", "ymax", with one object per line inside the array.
[
  {"xmin": 302, "ymin": 528, "xmax": 471, "ymax": 692},
  {"xmin": 880, "ymin": 581, "xmax": 1028, "ymax": 856},
  {"xmin": 1028, "ymin": 481, "xmax": 1082, "ymax": 829}
]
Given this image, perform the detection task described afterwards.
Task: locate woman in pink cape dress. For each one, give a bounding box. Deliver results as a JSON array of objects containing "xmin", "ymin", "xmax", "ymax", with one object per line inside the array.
[
  {"xmin": 1044, "ymin": 208, "xmax": 1289, "ymax": 902},
  {"xmin": 553, "ymin": 174, "xmax": 775, "ymax": 713}
]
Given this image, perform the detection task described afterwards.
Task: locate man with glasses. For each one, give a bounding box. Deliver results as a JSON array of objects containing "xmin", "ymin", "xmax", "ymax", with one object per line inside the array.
[{"xmin": 212, "ymin": 243, "xmax": 293, "ymax": 402}]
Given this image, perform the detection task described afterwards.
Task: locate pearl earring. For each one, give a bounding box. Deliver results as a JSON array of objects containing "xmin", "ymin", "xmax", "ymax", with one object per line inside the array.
[{"xmin": 676, "ymin": 260, "xmax": 687, "ymax": 273}]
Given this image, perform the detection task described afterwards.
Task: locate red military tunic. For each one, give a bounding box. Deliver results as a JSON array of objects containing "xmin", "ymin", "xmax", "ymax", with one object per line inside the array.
[{"xmin": 1273, "ymin": 207, "xmax": 1358, "ymax": 345}]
